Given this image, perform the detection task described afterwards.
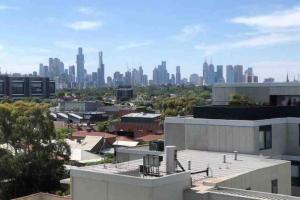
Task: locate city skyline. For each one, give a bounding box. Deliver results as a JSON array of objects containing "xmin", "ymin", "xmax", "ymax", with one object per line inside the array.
[{"xmin": 1, "ymin": 0, "xmax": 300, "ymax": 81}]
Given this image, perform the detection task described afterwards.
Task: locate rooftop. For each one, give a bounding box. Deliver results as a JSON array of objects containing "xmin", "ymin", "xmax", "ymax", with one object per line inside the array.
[
  {"xmin": 213, "ymin": 82, "xmax": 300, "ymax": 88},
  {"xmin": 193, "ymin": 106, "xmax": 300, "ymax": 120},
  {"xmin": 122, "ymin": 112, "xmax": 161, "ymax": 118},
  {"xmin": 73, "ymin": 150, "xmax": 288, "ymax": 185}
]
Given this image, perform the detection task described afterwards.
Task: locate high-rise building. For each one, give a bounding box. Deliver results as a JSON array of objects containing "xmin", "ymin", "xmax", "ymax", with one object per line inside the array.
[
  {"xmin": 171, "ymin": 74, "xmax": 175, "ymax": 85},
  {"xmin": 76, "ymin": 47, "xmax": 85, "ymax": 88},
  {"xmin": 176, "ymin": 66, "xmax": 181, "ymax": 85},
  {"xmin": 69, "ymin": 65, "xmax": 76, "ymax": 83},
  {"xmin": 244, "ymin": 67, "xmax": 258, "ymax": 83},
  {"xmin": 226, "ymin": 65, "xmax": 234, "ymax": 83},
  {"xmin": 97, "ymin": 51, "xmax": 105, "ymax": 87},
  {"xmin": 189, "ymin": 73, "xmax": 200, "ymax": 85},
  {"xmin": 215, "ymin": 65, "xmax": 225, "ymax": 83},
  {"xmin": 142, "ymin": 74, "xmax": 148, "ymax": 86},
  {"xmin": 49, "ymin": 58, "xmax": 64, "ymax": 79},
  {"xmin": 39, "ymin": 64, "xmax": 44, "ymax": 76},
  {"xmin": 124, "ymin": 71, "xmax": 132, "ymax": 86},
  {"xmin": 234, "ymin": 65, "xmax": 243, "ymax": 83},
  {"xmin": 202, "ymin": 59, "xmax": 209, "ymax": 85},
  {"xmin": 208, "ymin": 63, "xmax": 215, "ymax": 85}
]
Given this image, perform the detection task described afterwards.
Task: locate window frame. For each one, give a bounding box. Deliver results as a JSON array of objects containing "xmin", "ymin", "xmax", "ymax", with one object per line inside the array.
[{"xmin": 259, "ymin": 125, "xmax": 272, "ymax": 150}]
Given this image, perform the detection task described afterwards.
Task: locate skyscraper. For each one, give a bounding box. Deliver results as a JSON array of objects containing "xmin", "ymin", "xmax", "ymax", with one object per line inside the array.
[
  {"xmin": 76, "ymin": 47, "xmax": 85, "ymax": 88},
  {"xmin": 176, "ymin": 66, "xmax": 181, "ymax": 85},
  {"xmin": 226, "ymin": 65, "xmax": 234, "ymax": 83},
  {"xmin": 203, "ymin": 59, "xmax": 209, "ymax": 85},
  {"xmin": 97, "ymin": 51, "xmax": 105, "ymax": 87},
  {"xmin": 208, "ymin": 63, "xmax": 215, "ymax": 85},
  {"xmin": 234, "ymin": 65, "xmax": 243, "ymax": 83},
  {"xmin": 215, "ymin": 65, "xmax": 225, "ymax": 83}
]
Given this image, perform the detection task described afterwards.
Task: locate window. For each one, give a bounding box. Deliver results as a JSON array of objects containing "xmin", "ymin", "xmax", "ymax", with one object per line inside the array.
[
  {"xmin": 259, "ymin": 125, "xmax": 272, "ymax": 150},
  {"xmin": 11, "ymin": 82, "xmax": 24, "ymax": 94},
  {"xmin": 31, "ymin": 82, "xmax": 43, "ymax": 94},
  {"xmin": 299, "ymin": 124, "xmax": 300, "ymax": 146},
  {"xmin": 271, "ymin": 179, "xmax": 278, "ymax": 194}
]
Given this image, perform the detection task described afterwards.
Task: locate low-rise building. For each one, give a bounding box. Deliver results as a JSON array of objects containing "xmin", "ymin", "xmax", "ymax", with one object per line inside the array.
[
  {"xmin": 165, "ymin": 106, "xmax": 300, "ymax": 196},
  {"xmin": 117, "ymin": 113, "xmax": 162, "ymax": 138},
  {"xmin": 213, "ymin": 83, "xmax": 300, "ymax": 106}
]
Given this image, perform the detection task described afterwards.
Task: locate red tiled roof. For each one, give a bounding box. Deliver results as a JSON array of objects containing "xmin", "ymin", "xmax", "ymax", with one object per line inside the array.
[{"xmin": 72, "ymin": 131, "xmax": 116, "ymax": 139}]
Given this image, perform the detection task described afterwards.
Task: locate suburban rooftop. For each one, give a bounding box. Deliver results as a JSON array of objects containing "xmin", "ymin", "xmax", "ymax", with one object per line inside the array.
[
  {"xmin": 122, "ymin": 112, "xmax": 161, "ymax": 118},
  {"xmin": 72, "ymin": 150, "xmax": 289, "ymax": 185}
]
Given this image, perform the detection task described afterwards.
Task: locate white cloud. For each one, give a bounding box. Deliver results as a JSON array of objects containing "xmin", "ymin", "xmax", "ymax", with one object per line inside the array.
[
  {"xmin": 117, "ymin": 41, "xmax": 153, "ymax": 51},
  {"xmin": 0, "ymin": 5, "xmax": 17, "ymax": 11},
  {"xmin": 172, "ymin": 24, "xmax": 203, "ymax": 42},
  {"xmin": 196, "ymin": 5, "xmax": 300, "ymax": 55},
  {"xmin": 230, "ymin": 6, "xmax": 300, "ymax": 29},
  {"xmin": 66, "ymin": 20, "xmax": 102, "ymax": 30},
  {"xmin": 195, "ymin": 33, "xmax": 300, "ymax": 55},
  {"xmin": 75, "ymin": 6, "xmax": 103, "ymax": 16}
]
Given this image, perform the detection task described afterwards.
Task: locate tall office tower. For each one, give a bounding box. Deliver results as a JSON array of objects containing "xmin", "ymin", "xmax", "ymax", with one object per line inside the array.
[
  {"xmin": 113, "ymin": 71, "xmax": 124, "ymax": 86},
  {"xmin": 152, "ymin": 67, "xmax": 159, "ymax": 85},
  {"xmin": 107, "ymin": 76, "xmax": 113, "ymax": 87},
  {"xmin": 48, "ymin": 58, "xmax": 64, "ymax": 79},
  {"xmin": 76, "ymin": 47, "xmax": 85, "ymax": 88},
  {"xmin": 176, "ymin": 66, "xmax": 181, "ymax": 85},
  {"xmin": 208, "ymin": 63, "xmax": 215, "ymax": 85},
  {"xmin": 43, "ymin": 65, "xmax": 49, "ymax": 78},
  {"xmin": 156, "ymin": 61, "xmax": 168, "ymax": 85},
  {"xmin": 234, "ymin": 65, "xmax": 243, "ymax": 83},
  {"xmin": 132, "ymin": 68, "xmax": 139, "ymax": 86},
  {"xmin": 138, "ymin": 66, "xmax": 143, "ymax": 85},
  {"xmin": 124, "ymin": 70, "xmax": 132, "ymax": 86},
  {"xmin": 215, "ymin": 65, "xmax": 225, "ymax": 83},
  {"xmin": 142, "ymin": 74, "xmax": 148, "ymax": 86},
  {"xmin": 92, "ymin": 72, "xmax": 98, "ymax": 87},
  {"xmin": 171, "ymin": 74, "xmax": 176, "ymax": 85},
  {"xmin": 226, "ymin": 65, "xmax": 234, "ymax": 83},
  {"xmin": 97, "ymin": 51, "xmax": 105, "ymax": 87},
  {"xmin": 69, "ymin": 65, "xmax": 76, "ymax": 84},
  {"xmin": 190, "ymin": 73, "xmax": 200, "ymax": 85},
  {"xmin": 202, "ymin": 59, "xmax": 209, "ymax": 85},
  {"xmin": 39, "ymin": 64, "xmax": 44, "ymax": 76}
]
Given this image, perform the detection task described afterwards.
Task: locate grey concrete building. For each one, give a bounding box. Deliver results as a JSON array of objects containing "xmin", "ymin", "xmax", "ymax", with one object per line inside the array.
[{"xmin": 213, "ymin": 83, "xmax": 300, "ymax": 105}]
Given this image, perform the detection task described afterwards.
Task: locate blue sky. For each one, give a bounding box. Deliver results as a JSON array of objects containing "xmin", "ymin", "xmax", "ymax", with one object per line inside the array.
[{"xmin": 1, "ymin": 0, "xmax": 300, "ymax": 81}]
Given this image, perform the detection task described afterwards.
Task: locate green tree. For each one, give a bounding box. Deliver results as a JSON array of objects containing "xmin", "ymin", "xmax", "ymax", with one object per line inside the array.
[
  {"xmin": 229, "ymin": 93, "xmax": 255, "ymax": 106},
  {"xmin": 0, "ymin": 101, "xmax": 70, "ymax": 199}
]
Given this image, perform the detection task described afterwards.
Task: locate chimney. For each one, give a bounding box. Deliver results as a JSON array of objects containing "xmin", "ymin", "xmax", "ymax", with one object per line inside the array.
[{"xmin": 166, "ymin": 146, "xmax": 176, "ymax": 174}]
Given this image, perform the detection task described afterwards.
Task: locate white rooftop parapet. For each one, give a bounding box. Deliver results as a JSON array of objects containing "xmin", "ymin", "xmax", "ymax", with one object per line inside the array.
[{"xmin": 166, "ymin": 146, "xmax": 176, "ymax": 174}]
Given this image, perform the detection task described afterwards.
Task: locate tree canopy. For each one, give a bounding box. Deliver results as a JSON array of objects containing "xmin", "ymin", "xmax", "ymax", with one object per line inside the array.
[{"xmin": 0, "ymin": 101, "xmax": 70, "ymax": 199}]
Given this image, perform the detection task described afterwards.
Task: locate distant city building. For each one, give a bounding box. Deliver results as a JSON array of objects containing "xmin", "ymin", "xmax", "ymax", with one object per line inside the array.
[
  {"xmin": 234, "ymin": 65, "xmax": 243, "ymax": 83},
  {"xmin": 97, "ymin": 51, "xmax": 105, "ymax": 87},
  {"xmin": 264, "ymin": 77, "xmax": 275, "ymax": 83},
  {"xmin": 189, "ymin": 73, "xmax": 201, "ymax": 85},
  {"xmin": 107, "ymin": 76, "xmax": 113, "ymax": 87},
  {"xmin": 215, "ymin": 65, "xmax": 225, "ymax": 83},
  {"xmin": 226, "ymin": 65, "xmax": 234, "ymax": 83},
  {"xmin": 76, "ymin": 47, "xmax": 85, "ymax": 88},
  {"xmin": 176, "ymin": 66, "xmax": 181, "ymax": 85},
  {"xmin": 202, "ymin": 59, "xmax": 209, "ymax": 85},
  {"xmin": 244, "ymin": 67, "xmax": 258, "ymax": 83},
  {"xmin": 152, "ymin": 61, "xmax": 169, "ymax": 85}
]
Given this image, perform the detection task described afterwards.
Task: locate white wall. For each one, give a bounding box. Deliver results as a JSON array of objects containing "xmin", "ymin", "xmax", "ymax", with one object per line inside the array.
[{"xmin": 71, "ymin": 170, "xmax": 191, "ymax": 200}]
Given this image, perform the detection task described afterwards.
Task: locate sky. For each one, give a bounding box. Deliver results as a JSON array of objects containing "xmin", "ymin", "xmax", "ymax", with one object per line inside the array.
[{"xmin": 1, "ymin": 0, "xmax": 300, "ymax": 81}]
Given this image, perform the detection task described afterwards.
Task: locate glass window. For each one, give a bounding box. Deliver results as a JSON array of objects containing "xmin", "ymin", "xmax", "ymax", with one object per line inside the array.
[
  {"xmin": 12, "ymin": 82, "xmax": 24, "ymax": 94},
  {"xmin": 259, "ymin": 125, "xmax": 272, "ymax": 150},
  {"xmin": 31, "ymin": 82, "xmax": 43, "ymax": 94},
  {"xmin": 49, "ymin": 82, "xmax": 55, "ymax": 93},
  {"xmin": 0, "ymin": 82, "xmax": 4, "ymax": 94},
  {"xmin": 271, "ymin": 179, "xmax": 278, "ymax": 194}
]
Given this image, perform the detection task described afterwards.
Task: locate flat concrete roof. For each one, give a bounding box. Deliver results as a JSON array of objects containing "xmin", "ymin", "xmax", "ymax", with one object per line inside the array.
[
  {"xmin": 122, "ymin": 113, "xmax": 161, "ymax": 118},
  {"xmin": 72, "ymin": 150, "xmax": 289, "ymax": 185}
]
